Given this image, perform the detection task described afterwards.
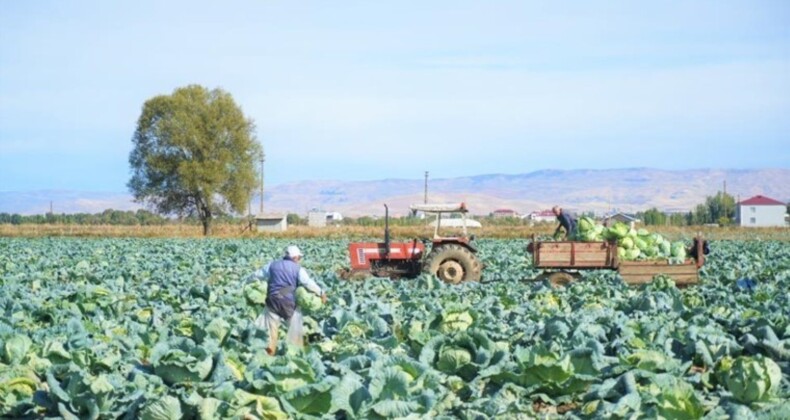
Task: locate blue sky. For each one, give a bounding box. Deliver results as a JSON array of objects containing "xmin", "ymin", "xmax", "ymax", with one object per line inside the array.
[{"xmin": 1, "ymin": 1, "xmax": 788, "ymax": 192}]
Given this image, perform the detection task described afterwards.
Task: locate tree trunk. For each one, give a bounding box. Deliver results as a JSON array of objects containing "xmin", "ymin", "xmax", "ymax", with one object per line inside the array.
[{"xmin": 196, "ymin": 196, "xmax": 213, "ymax": 236}]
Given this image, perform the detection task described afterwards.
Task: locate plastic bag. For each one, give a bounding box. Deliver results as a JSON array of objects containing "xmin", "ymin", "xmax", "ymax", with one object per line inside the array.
[
  {"xmin": 287, "ymin": 309, "xmax": 304, "ymax": 348},
  {"xmin": 736, "ymin": 278, "xmax": 757, "ymax": 291},
  {"xmin": 253, "ymin": 313, "xmax": 267, "ymax": 329}
]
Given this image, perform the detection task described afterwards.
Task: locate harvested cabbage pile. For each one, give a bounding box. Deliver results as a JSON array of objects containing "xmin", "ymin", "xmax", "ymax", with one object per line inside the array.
[{"xmin": 576, "ymin": 217, "xmax": 688, "ymax": 262}]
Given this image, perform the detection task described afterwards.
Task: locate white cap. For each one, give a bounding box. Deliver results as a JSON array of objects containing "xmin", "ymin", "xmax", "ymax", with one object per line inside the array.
[{"xmin": 285, "ymin": 245, "xmax": 303, "ymax": 258}]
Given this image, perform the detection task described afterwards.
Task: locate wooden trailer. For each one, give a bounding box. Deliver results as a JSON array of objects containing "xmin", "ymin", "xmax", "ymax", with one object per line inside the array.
[{"xmin": 527, "ymin": 235, "xmax": 706, "ymax": 287}]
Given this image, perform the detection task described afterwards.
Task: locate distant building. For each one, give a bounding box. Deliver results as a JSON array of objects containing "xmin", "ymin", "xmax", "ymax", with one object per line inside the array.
[
  {"xmin": 604, "ymin": 212, "xmax": 640, "ymax": 225},
  {"xmin": 326, "ymin": 211, "xmax": 343, "ymax": 224},
  {"xmin": 255, "ymin": 213, "xmax": 287, "ymax": 232},
  {"xmin": 307, "ymin": 210, "xmax": 327, "ymax": 228},
  {"xmin": 491, "ymin": 208, "xmax": 518, "ymax": 218},
  {"xmin": 524, "ymin": 209, "xmax": 556, "ymax": 223},
  {"xmin": 736, "ymin": 195, "xmax": 787, "ymax": 227}
]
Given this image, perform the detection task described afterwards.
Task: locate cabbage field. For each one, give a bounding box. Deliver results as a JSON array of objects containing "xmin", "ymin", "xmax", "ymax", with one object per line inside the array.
[{"xmin": 1, "ymin": 237, "xmax": 788, "ymax": 419}]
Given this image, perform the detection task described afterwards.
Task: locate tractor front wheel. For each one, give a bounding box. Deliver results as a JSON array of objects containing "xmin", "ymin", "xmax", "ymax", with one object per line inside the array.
[{"xmin": 423, "ymin": 244, "xmax": 482, "ymax": 284}]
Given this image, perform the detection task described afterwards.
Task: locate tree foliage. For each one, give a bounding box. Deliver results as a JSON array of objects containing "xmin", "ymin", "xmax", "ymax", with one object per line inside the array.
[
  {"xmin": 0, "ymin": 209, "xmax": 166, "ymax": 225},
  {"xmin": 704, "ymin": 192, "xmax": 736, "ymax": 225},
  {"xmin": 640, "ymin": 208, "xmax": 667, "ymax": 226},
  {"xmin": 286, "ymin": 213, "xmax": 307, "ymax": 226},
  {"xmin": 686, "ymin": 192, "xmax": 736, "ymax": 225},
  {"xmin": 128, "ymin": 85, "xmax": 261, "ymax": 235}
]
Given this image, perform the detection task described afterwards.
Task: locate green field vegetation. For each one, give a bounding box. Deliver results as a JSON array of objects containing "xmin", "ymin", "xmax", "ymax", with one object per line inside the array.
[{"xmin": 1, "ymin": 236, "xmax": 788, "ymax": 418}]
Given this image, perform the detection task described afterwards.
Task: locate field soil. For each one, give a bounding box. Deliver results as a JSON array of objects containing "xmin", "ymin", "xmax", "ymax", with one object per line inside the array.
[{"xmin": 1, "ymin": 223, "xmax": 788, "ymax": 241}]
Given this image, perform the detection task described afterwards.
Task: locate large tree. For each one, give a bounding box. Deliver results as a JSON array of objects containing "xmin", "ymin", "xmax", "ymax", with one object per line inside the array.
[{"xmin": 128, "ymin": 85, "xmax": 261, "ymax": 235}]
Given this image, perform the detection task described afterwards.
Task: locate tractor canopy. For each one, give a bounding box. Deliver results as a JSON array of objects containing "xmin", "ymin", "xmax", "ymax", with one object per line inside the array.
[{"xmin": 409, "ymin": 203, "xmax": 468, "ymax": 214}]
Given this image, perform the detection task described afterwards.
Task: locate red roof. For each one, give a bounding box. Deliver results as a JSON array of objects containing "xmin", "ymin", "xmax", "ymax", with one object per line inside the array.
[
  {"xmin": 739, "ymin": 195, "xmax": 786, "ymax": 206},
  {"xmin": 493, "ymin": 208, "xmax": 516, "ymax": 213}
]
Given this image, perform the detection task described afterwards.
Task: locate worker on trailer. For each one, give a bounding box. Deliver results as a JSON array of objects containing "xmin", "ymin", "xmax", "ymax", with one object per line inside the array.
[
  {"xmin": 246, "ymin": 245, "xmax": 327, "ymax": 356},
  {"xmin": 552, "ymin": 205, "xmax": 577, "ymax": 240},
  {"xmin": 688, "ymin": 237, "xmax": 711, "ymax": 258}
]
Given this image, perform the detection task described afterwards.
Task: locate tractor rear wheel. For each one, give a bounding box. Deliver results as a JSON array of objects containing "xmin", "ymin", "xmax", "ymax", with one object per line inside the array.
[{"xmin": 423, "ymin": 244, "xmax": 482, "ymax": 284}]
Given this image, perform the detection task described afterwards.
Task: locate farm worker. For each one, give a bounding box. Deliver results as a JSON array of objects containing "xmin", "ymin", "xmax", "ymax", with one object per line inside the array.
[
  {"xmin": 552, "ymin": 206, "xmax": 577, "ymax": 240},
  {"xmin": 247, "ymin": 245, "xmax": 327, "ymax": 355}
]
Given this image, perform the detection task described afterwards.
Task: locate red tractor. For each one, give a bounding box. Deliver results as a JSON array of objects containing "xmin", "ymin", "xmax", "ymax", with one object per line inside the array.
[{"xmin": 347, "ymin": 203, "xmax": 482, "ymax": 284}]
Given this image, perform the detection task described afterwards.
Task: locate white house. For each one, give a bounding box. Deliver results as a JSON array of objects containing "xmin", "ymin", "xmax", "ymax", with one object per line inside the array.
[
  {"xmin": 736, "ymin": 195, "xmax": 787, "ymax": 227},
  {"xmin": 524, "ymin": 209, "xmax": 556, "ymax": 223},
  {"xmin": 491, "ymin": 208, "xmax": 518, "ymax": 218}
]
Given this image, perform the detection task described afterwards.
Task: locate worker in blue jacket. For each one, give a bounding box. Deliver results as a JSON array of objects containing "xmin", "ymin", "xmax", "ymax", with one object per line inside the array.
[
  {"xmin": 247, "ymin": 245, "xmax": 326, "ymax": 355},
  {"xmin": 552, "ymin": 206, "xmax": 577, "ymax": 240}
]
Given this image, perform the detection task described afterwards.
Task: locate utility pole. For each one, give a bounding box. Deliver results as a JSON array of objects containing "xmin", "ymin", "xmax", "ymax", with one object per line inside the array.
[
  {"xmin": 259, "ymin": 150, "xmax": 265, "ymax": 215},
  {"xmin": 424, "ymin": 171, "xmax": 429, "ymax": 204},
  {"xmin": 723, "ymin": 180, "xmax": 727, "ymax": 222}
]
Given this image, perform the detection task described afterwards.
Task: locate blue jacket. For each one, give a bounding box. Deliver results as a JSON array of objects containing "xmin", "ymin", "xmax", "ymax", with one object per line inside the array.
[
  {"xmin": 557, "ymin": 212, "xmax": 577, "ymax": 237},
  {"xmin": 266, "ymin": 258, "xmax": 301, "ymax": 319}
]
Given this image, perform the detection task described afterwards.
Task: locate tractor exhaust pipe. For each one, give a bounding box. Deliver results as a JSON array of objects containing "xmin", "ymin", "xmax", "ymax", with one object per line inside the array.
[{"xmin": 383, "ymin": 204, "xmax": 390, "ymax": 258}]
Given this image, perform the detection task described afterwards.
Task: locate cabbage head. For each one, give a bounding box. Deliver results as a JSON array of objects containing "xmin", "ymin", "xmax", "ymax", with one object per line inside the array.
[
  {"xmin": 437, "ymin": 346, "xmax": 473, "ymax": 373},
  {"xmin": 633, "ymin": 237, "xmax": 648, "ymax": 251},
  {"xmin": 607, "ymin": 222, "xmax": 630, "ymax": 239},
  {"xmin": 619, "ymin": 237, "xmax": 635, "ymax": 250},
  {"xmin": 642, "ymin": 246, "xmax": 658, "ymax": 258},
  {"xmin": 659, "ymin": 241, "xmax": 671, "ymax": 256},
  {"xmin": 420, "ymin": 331, "xmax": 500, "ymax": 381},
  {"xmin": 578, "ymin": 216, "xmax": 596, "ymax": 233},
  {"xmin": 648, "ymin": 233, "xmax": 662, "ymax": 246},
  {"xmin": 624, "ymin": 249, "xmax": 641, "ymax": 261},
  {"xmin": 151, "ymin": 339, "xmax": 214, "ymax": 385},
  {"xmin": 670, "ymin": 242, "xmax": 687, "ymax": 259},
  {"xmin": 644, "ymin": 374, "xmax": 705, "ymax": 419},
  {"xmin": 716, "ymin": 355, "xmax": 782, "ymax": 404},
  {"xmin": 140, "ymin": 395, "xmax": 183, "ymax": 420},
  {"xmin": 439, "ymin": 308, "xmax": 474, "ymax": 334},
  {"xmin": 296, "ymin": 287, "xmax": 322, "ymax": 314},
  {"xmin": 243, "ymin": 282, "xmax": 268, "ymax": 306},
  {"xmin": 581, "ymin": 230, "xmax": 601, "ymax": 242},
  {"xmin": 2, "ymin": 334, "xmax": 32, "ymax": 364}
]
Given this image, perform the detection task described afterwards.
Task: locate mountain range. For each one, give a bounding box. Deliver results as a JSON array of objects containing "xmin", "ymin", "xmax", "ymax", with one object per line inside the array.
[{"xmin": 2, "ymin": 168, "xmax": 788, "ymax": 217}]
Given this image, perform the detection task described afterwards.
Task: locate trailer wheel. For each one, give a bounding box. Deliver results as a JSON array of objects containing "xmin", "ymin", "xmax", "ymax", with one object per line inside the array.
[
  {"xmin": 336, "ymin": 268, "xmax": 369, "ymax": 281},
  {"xmin": 423, "ymin": 244, "xmax": 482, "ymax": 284},
  {"xmin": 548, "ymin": 272, "xmax": 576, "ymax": 288}
]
